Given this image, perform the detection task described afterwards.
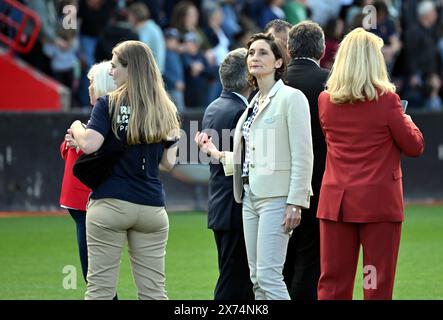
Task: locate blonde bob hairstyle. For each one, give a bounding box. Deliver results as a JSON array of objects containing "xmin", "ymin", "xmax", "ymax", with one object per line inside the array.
[
  {"xmin": 326, "ymin": 28, "xmax": 396, "ymax": 104},
  {"xmin": 87, "ymin": 61, "xmax": 116, "ymax": 100},
  {"xmin": 109, "ymin": 40, "xmax": 180, "ymax": 144}
]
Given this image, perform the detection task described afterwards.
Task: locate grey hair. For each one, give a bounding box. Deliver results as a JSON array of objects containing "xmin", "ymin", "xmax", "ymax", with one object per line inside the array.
[
  {"xmin": 264, "ymin": 19, "xmax": 292, "ymax": 34},
  {"xmin": 417, "ymin": 1, "xmax": 435, "ymax": 17},
  {"xmin": 288, "ymin": 21, "xmax": 325, "ymax": 60},
  {"xmin": 87, "ymin": 61, "xmax": 116, "ymax": 98},
  {"xmin": 219, "ymin": 48, "xmax": 250, "ymax": 93}
]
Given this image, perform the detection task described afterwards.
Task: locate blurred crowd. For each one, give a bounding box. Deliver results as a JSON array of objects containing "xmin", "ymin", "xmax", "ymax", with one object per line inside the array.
[{"xmin": 5, "ymin": 0, "xmax": 443, "ymax": 111}]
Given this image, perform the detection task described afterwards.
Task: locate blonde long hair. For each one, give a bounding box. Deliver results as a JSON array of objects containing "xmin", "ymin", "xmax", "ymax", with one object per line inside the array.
[
  {"xmin": 109, "ymin": 41, "xmax": 180, "ymax": 144},
  {"xmin": 326, "ymin": 28, "xmax": 396, "ymax": 104}
]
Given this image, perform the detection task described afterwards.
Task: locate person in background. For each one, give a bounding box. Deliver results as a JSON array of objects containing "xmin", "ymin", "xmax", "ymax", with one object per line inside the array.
[
  {"xmin": 230, "ymin": 28, "xmax": 256, "ymax": 50},
  {"xmin": 306, "ymin": 0, "xmax": 342, "ymax": 27},
  {"xmin": 94, "ymin": 8, "xmax": 139, "ymax": 62},
  {"xmin": 127, "ymin": 2, "xmax": 166, "ymax": 73},
  {"xmin": 202, "ymin": 2, "xmax": 230, "ymax": 105},
  {"xmin": 43, "ymin": 25, "xmax": 80, "ymax": 108},
  {"xmin": 60, "ymin": 60, "xmax": 116, "ymax": 285},
  {"xmin": 196, "ymin": 33, "xmax": 313, "ymax": 300},
  {"xmin": 163, "ymin": 28, "xmax": 186, "ymax": 112},
  {"xmin": 345, "ymin": 0, "xmax": 374, "ymax": 27},
  {"xmin": 77, "ymin": 0, "xmax": 115, "ymax": 67},
  {"xmin": 264, "ymin": 19, "xmax": 292, "ymax": 45},
  {"xmin": 283, "ymin": 20, "xmax": 329, "ymax": 300},
  {"xmin": 23, "ymin": 0, "xmax": 58, "ymax": 76},
  {"xmin": 283, "ymin": 0, "xmax": 308, "ymax": 25},
  {"xmin": 403, "ymin": 0, "xmax": 439, "ymax": 108},
  {"xmin": 260, "ymin": 0, "xmax": 286, "ymax": 29},
  {"xmin": 181, "ymin": 32, "xmax": 217, "ymax": 108},
  {"xmin": 125, "ymin": 0, "xmax": 163, "ymax": 26},
  {"xmin": 201, "ymin": 48, "xmax": 254, "ymax": 300},
  {"xmin": 320, "ymin": 17, "xmax": 344, "ymax": 70},
  {"xmin": 169, "ymin": 1, "xmax": 210, "ymax": 50},
  {"xmin": 423, "ymin": 72, "xmax": 443, "ymax": 111},
  {"xmin": 67, "ymin": 40, "xmax": 180, "ymax": 299},
  {"xmin": 218, "ymin": 0, "xmax": 242, "ymax": 42},
  {"xmin": 369, "ymin": 0, "xmax": 402, "ymax": 74},
  {"xmin": 77, "ymin": 0, "xmax": 116, "ymax": 106},
  {"xmin": 317, "ymin": 28, "xmax": 424, "ymax": 300}
]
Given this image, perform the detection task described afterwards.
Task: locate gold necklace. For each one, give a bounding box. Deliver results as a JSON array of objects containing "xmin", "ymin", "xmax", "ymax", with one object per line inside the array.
[{"xmin": 259, "ymin": 93, "xmax": 267, "ymax": 104}]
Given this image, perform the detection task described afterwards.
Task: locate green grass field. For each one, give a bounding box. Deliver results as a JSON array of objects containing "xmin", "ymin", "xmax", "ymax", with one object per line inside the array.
[{"xmin": 0, "ymin": 205, "xmax": 442, "ymax": 300}]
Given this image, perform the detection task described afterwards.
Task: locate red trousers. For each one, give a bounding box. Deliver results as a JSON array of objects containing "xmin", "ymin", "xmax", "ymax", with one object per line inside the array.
[{"xmin": 317, "ymin": 219, "xmax": 402, "ymax": 300}]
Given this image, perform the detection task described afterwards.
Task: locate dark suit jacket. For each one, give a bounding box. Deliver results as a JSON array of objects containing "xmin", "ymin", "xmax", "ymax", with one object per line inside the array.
[
  {"xmin": 285, "ymin": 59, "xmax": 329, "ymax": 222},
  {"xmin": 202, "ymin": 91, "xmax": 247, "ymax": 231}
]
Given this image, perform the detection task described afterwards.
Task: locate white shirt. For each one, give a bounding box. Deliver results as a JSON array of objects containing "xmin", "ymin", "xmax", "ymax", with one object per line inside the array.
[
  {"xmin": 233, "ymin": 92, "xmax": 249, "ymax": 107},
  {"xmin": 294, "ymin": 57, "xmax": 320, "ymax": 67}
]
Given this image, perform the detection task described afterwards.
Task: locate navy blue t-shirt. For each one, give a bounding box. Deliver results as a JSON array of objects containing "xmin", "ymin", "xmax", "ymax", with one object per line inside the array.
[
  {"xmin": 86, "ymin": 96, "xmax": 168, "ymax": 207},
  {"xmin": 370, "ymin": 18, "xmax": 397, "ymax": 46}
]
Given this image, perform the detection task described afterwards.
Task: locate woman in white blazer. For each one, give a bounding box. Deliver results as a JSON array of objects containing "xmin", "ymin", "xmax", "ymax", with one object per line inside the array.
[{"xmin": 196, "ymin": 33, "xmax": 314, "ymax": 300}]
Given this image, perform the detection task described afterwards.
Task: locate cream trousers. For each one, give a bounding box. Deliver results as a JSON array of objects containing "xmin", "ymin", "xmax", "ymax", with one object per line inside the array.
[{"xmin": 242, "ymin": 185, "xmax": 291, "ymax": 300}]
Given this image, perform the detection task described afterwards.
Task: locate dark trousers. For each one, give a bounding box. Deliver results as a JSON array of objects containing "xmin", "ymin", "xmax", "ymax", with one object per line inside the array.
[
  {"xmin": 54, "ymin": 69, "xmax": 75, "ymax": 108},
  {"xmin": 68, "ymin": 209, "xmax": 88, "ymax": 282},
  {"xmin": 53, "ymin": 69, "xmax": 74, "ymax": 90},
  {"xmin": 213, "ymin": 229, "xmax": 254, "ymax": 300},
  {"xmin": 283, "ymin": 218, "xmax": 321, "ymax": 300},
  {"xmin": 20, "ymin": 39, "xmax": 51, "ymax": 76},
  {"xmin": 68, "ymin": 208, "xmax": 119, "ymax": 300}
]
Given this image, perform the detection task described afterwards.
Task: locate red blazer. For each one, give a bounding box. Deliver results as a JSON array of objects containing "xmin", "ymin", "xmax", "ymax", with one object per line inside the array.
[
  {"xmin": 317, "ymin": 91, "xmax": 424, "ymax": 223},
  {"xmin": 59, "ymin": 140, "xmax": 91, "ymax": 211}
]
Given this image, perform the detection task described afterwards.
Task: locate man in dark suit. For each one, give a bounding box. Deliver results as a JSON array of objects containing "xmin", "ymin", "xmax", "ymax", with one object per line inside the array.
[
  {"xmin": 201, "ymin": 48, "xmax": 254, "ymax": 300},
  {"xmin": 283, "ymin": 21, "xmax": 329, "ymax": 300}
]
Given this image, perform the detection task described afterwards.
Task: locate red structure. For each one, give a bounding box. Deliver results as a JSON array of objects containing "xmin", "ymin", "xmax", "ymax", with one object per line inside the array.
[{"xmin": 0, "ymin": 0, "xmax": 67, "ymax": 111}]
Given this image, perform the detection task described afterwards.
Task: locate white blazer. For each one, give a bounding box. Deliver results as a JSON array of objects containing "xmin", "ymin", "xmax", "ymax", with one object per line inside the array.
[{"xmin": 222, "ymin": 79, "xmax": 314, "ymax": 208}]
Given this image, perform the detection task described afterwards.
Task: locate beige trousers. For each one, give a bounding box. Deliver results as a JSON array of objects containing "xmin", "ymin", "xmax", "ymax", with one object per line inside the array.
[{"xmin": 85, "ymin": 198, "xmax": 169, "ymax": 300}]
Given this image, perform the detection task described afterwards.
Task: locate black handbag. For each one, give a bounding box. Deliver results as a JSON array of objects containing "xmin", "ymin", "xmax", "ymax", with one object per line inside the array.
[{"xmin": 73, "ymin": 131, "xmax": 127, "ymax": 190}]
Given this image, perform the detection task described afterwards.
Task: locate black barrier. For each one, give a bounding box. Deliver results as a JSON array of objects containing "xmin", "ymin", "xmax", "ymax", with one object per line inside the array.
[
  {"xmin": 0, "ymin": 110, "xmax": 441, "ymax": 211},
  {"xmin": 400, "ymin": 112, "xmax": 443, "ymax": 200},
  {"xmin": 0, "ymin": 109, "xmax": 208, "ymax": 212}
]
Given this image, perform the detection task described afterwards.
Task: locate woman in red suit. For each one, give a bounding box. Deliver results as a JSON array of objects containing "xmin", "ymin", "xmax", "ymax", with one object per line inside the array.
[
  {"xmin": 317, "ymin": 28, "xmax": 424, "ymax": 300},
  {"xmin": 60, "ymin": 61, "xmax": 116, "ymax": 282}
]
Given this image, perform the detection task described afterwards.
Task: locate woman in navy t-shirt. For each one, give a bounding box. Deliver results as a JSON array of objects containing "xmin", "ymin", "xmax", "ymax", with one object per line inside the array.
[{"xmin": 68, "ymin": 40, "xmax": 180, "ymax": 300}]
